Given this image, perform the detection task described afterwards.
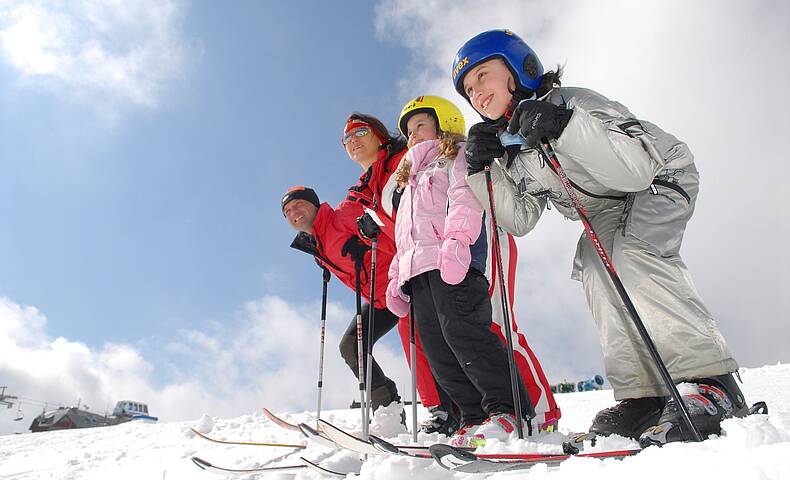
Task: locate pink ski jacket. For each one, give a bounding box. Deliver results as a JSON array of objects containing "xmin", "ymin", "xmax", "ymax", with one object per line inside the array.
[{"xmin": 388, "ymin": 139, "xmax": 484, "ymax": 293}]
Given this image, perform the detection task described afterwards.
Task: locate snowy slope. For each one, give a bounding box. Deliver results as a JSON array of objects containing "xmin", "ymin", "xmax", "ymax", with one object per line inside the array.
[{"xmin": 1, "ymin": 364, "xmax": 788, "ymax": 480}]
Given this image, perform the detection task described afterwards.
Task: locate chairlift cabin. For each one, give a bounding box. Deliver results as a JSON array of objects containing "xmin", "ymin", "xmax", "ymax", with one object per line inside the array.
[{"xmin": 112, "ymin": 400, "xmax": 159, "ymax": 423}]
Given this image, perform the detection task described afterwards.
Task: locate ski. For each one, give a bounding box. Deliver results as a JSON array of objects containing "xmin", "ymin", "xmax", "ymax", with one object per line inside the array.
[
  {"xmin": 191, "ymin": 456, "xmax": 306, "ymax": 475},
  {"xmin": 191, "ymin": 455, "xmax": 360, "ymax": 477},
  {"xmin": 262, "ymin": 407, "xmax": 337, "ymax": 446},
  {"xmin": 301, "ymin": 456, "xmax": 362, "ymax": 477},
  {"xmin": 317, "ymin": 419, "xmax": 486, "ymax": 458},
  {"xmin": 316, "ymin": 418, "xmax": 389, "ymax": 456},
  {"xmin": 316, "ymin": 418, "xmax": 434, "ymax": 458},
  {"xmin": 190, "ymin": 427, "xmax": 306, "ymax": 449},
  {"xmin": 429, "ymin": 444, "xmax": 641, "ymax": 474},
  {"xmin": 298, "ymin": 422, "xmax": 342, "ymax": 449},
  {"xmin": 262, "ymin": 407, "xmax": 303, "ymax": 432},
  {"xmin": 314, "ymin": 417, "xmax": 641, "ymax": 470}
]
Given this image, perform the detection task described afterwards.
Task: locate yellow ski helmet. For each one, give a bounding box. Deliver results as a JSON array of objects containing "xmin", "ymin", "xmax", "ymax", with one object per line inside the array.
[{"xmin": 398, "ymin": 95, "xmax": 465, "ymax": 137}]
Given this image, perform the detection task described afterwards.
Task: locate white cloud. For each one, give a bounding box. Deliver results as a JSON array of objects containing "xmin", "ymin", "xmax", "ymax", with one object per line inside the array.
[
  {"xmin": 0, "ymin": 0, "xmax": 192, "ymax": 114},
  {"xmin": 375, "ymin": 0, "xmax": 790, "ymax": 380},
  {"xmin": 0, "ymin": 295, "xmax": 409, "ymax": 435}
]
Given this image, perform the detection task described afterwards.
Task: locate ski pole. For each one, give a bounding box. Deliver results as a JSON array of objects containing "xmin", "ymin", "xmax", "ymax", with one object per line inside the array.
[
  {"xmin": 363, "ymin": 236, "xmax": 378, "ymax": 441},
  {"xmin": 484, "ymin": 164, "xmax": 525, "ymax": 439},
  {"xmin": 315, "ymin": 267, "xmax": 330, "ymax": 426},
  {"xmin": 354, "ymin": 263, "xmax": 368, "ymax": 435},
  {"xmin": 537, "ymin": 139, "xmax": 703, "ymax": 442},
  {"xmin": 409, "ymin": 301, "xmax": 418, "ymax": 443}
]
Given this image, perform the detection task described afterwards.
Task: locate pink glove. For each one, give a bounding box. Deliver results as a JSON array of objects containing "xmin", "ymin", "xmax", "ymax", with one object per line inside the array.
[
  {"xmin": 386, "ymin": 279, "xmax": 410, "ymax": 318},
  {"xmin": 438, "ymin": 238, "xmax": 471, "ymax": 285}
]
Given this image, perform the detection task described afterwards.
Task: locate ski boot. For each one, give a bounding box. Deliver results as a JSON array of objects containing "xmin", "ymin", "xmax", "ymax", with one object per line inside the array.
[
  {"xmin": 639, "ymin": 373, "xmax": 748, "ymax": 447},
  {"xmin": 370, "ymin": 383, "xmax": 400, "ymax": 411},
  {"xmin": 450, "ymin": 412, "xmax": 521, "ymax": 448},
  {"xmin": 589, "ymin": 396, "xmax": 667, "ymax": 440},
  {"xmin": 538, "ymin": 417, "xmax": 558, "ymax": 433},
  {"xmin": 421, "ymin": 406, "xmax": 460, "ymax": 436}
]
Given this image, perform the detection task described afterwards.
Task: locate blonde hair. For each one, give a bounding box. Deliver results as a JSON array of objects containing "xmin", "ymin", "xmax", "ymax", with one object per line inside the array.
[
  {"xmin": 438, "ymin": 131, "xmax": 465, "ymax": 159},
  {"xmin": 394, "ymin": 132, "xmax": 466, "ymax": 187}
]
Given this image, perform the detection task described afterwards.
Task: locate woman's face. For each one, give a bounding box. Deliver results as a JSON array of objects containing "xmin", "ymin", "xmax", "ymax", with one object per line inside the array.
[
  {"xmin": 405, "ymin": 112, "xmax": 438, "ymax": 148},
  {"xmin": 462, "ymin": 58, "xmax": 515, "ymax": 120},
  {"xmin": 344, "ymin": 126, "xmax": 381, "ymax": 167}
]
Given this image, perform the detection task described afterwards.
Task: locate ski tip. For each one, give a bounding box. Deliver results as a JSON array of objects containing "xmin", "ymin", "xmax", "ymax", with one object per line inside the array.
[
  {"xmin": 298, "ymin": 422, "xmax": 338, "ymax": 450},
  {"xmin": 368, "ymin": 434, "xmax": 401, "ymax": 454},
  {"xmin": 300, "ymin": 457, "xmax": 354, "ymax": 478},
  {"xmin": 298, "ymin": 423, "xmax": 316, "ymax": 435},
  {"xmin": 191, "ymin": 456, "xmax": 211, "ymax": 470},
  {"xmin": 748, "ymin": 401, "xmax": 768, "ymax": 415},
  {"xmin": 428, "ymin": 444, "xmax": 478, "ymax": 470},
  {"xmin": 316, "ymin": 418, "xmax": 340, "ymax": 435}
]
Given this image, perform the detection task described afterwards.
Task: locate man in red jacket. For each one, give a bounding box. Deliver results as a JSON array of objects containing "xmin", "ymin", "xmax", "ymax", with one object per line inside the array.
[
  {"xmin": 286, "ymin": 186, "xmax": 462, "ymax": 432},
  {"xmin": 282, "ymin": 185, "xmax": 402, "ymax": 414}
]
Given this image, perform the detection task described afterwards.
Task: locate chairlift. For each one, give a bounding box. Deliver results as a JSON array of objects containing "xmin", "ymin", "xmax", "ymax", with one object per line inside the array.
[{"xmin": 13, "ymin": 403, "xmax": 24, "ymax": 422}]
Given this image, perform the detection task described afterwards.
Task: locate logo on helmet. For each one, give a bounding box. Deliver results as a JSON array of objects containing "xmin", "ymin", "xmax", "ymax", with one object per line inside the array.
[
  {"xmin": 405, "ymin": 96, "xmax": 425, "ymax": 110},
  {"xmin": 453, "ymin": 56, "xmax": 469, "ymax": 80}
]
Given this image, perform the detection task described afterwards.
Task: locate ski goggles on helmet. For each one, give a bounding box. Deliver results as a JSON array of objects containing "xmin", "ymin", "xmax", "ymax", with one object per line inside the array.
[{"xmin": 342, "ymin": 127, "xmax": 371, "ymax": 146}]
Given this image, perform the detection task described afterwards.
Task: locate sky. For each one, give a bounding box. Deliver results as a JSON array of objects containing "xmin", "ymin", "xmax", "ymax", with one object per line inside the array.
[{"xmin": 1, "ymin": 0, "xmax": 789, "ymax": 435}]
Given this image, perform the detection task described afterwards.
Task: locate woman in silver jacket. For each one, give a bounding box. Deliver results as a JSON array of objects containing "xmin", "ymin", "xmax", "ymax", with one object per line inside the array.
[{"xmin": 451, "ymin": 29, "xmax": 747, "ymax": 446}]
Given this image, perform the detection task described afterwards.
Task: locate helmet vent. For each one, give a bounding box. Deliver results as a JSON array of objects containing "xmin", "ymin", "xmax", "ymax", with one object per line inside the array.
[{"xmin": 523, "ymin": 54, "xmax": 539, "ymax": 79}]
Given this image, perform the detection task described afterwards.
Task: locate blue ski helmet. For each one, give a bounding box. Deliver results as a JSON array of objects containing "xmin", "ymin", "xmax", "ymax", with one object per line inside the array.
[{"xmin": 452, "ymin": 29, "xmax": 543, "ymax": 100}]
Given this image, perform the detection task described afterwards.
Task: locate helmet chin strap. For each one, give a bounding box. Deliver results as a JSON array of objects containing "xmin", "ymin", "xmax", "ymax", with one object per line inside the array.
[
  {"xmin": 502, "ymin": 88, "xmax": 537, "ymax": 122},
  {"xmin": 501, "ymin": 82, "xmax": 560, "ymax": 122}
]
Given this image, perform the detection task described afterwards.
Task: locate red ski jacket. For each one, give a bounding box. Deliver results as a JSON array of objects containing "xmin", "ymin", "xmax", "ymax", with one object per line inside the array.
[
  {"xmin": 309, "ymin": 202, "xmax": 395, "ymax": 310},
  {"xmin": 296, "ymin": 144, "xmax": 406, "ymax": 309},
  {"xmin": 347, "ymin": 145, "xmax": 408, "ymax": 242}
]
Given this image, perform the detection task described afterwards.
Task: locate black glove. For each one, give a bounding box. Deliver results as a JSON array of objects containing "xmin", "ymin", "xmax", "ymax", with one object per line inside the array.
[
  {"xmin": 290, "ymin": 232, "xmax": 319, "ymax": 257},
  {"xmin": 356, "ymin": 212, "xmax": 381, "ymax": 240},
  {"xmin": 506, "ymin": 100, "xmax": 573, "ymax": 148},
  {"xmin": 465, "ymin": 122, "xmax": 506, "ymax": 175},
  {"xmin": 341, "ymin": 235, "xmax": 370, "ymax": 268}
]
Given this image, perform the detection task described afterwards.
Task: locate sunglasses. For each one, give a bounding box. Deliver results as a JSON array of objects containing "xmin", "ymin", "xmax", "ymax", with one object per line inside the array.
[{"xmin": 342, "ymin": 127, "xmax": 371, "ymax": 146}]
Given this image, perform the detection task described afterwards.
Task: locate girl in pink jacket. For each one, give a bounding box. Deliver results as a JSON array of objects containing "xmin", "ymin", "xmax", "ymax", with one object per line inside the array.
[{"xmin": 386, "ymin": 96, "xmax": 529, "ymax": 447}]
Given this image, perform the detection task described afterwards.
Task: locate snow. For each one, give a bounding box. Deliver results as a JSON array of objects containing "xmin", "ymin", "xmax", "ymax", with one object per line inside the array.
[{"xmin": 1, "ymin": 364, "xmax": 789, "ymax": 479}]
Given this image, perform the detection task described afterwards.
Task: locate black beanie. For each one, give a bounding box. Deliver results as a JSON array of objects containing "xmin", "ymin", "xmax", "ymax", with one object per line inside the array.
[{"xmin": 281, "ymin": 186, "xmax": 320, "ymax": 214}]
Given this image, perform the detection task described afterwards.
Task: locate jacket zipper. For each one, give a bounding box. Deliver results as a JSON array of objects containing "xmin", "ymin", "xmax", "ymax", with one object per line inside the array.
[{"xmin": 651, "ymin": 179, "xmax": 690, "ymax": 203}]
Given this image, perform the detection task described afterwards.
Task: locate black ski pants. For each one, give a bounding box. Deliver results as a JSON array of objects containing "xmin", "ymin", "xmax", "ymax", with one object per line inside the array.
[
  {"xmin": 339, "ymin": 303, "xmax": 400, "ymax": 409},
  {"xmin": 411, "ymin": 268, "xmax": 515, "ymax": 424}
]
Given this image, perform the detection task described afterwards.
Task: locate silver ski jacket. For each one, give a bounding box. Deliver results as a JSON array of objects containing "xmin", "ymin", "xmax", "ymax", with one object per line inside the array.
[{"xmin": 467, "ymin": 86, "xmax": 695, "ymax": 232}]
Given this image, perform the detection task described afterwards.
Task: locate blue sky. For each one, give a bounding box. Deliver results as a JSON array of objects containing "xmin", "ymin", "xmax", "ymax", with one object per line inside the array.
[
  {"xmin": 1, "ymin": 1, "xmax": 409, "ymax": 352},
  {"xmin": 2, "ymin": 0, "xmax": 789, "ymax": 434}
]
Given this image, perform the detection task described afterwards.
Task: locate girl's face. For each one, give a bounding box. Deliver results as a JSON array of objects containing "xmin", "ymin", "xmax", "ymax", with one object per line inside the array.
[
  {"xmin": 344, "ymin": 126, "xmax": 381, "ymax": 167},
  {"xmin": 405, "ymin": 112, "xmax": 438, "ymax": 148},
  {"xmin": 462, "ymin": 58, "xmax": 515, "ymax": 120}
]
